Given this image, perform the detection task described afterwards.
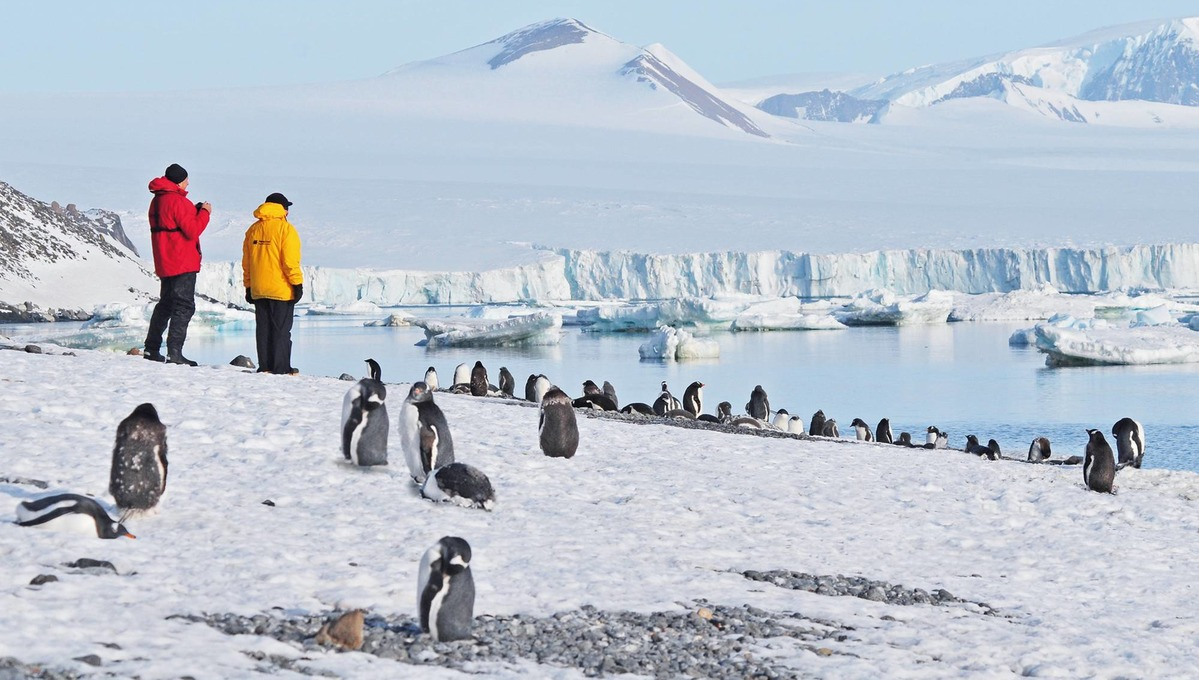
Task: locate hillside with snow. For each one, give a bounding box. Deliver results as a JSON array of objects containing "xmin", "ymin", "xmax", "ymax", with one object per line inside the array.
[{"xmin": 1, "ymin": 17, "xmax": 1198, "ymax": 310}]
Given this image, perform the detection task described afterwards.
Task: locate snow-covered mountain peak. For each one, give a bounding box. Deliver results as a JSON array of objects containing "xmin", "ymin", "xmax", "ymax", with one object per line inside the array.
[{"xmin": 485, "ymin": 18, "xmax": 608, "ymax": 69}]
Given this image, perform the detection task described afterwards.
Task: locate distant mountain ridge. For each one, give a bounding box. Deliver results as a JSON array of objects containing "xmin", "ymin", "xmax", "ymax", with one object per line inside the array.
[{"xmin": 758, "ymin": 17, "xmax": 1199, "ymax": 124}]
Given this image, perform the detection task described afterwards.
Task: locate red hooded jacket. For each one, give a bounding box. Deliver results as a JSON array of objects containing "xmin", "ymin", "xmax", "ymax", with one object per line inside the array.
[{"xmin": 147, "ymin": 177, "xmax": 210, "ymax": 278}]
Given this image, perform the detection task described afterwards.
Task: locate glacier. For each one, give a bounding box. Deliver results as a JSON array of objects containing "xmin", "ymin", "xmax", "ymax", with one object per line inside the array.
[{"xmin": 197, "ymin": 243, "xmax": 1199, "ymax": 307}]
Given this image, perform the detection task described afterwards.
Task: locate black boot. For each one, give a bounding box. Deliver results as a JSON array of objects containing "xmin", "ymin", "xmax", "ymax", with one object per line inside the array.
[
  {"xmin": 143, "ymin": 349, "xmax": 166, "ymax": 362},
  {"xmin": 167, "ymin": 352, "xmax": 198, "ymax": 367}
]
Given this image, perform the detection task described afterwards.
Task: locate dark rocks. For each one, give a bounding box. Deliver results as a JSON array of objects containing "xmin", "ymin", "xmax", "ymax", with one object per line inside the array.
[
  {"xmin": 63, "ymin": 558, "xmax": 117, "ymax": 574},
  {"xmin": 230, "ymin": 355, "xmax": 255, "ymax": 369},
  {"xmin": 0, "ymin": 476, "xmax": 49, "ymax": 489},
  {"xmin": 742, "ymin": 569, "xmax": 1001, "ymax": 616},
  {"xmin": 29, "ymin": 574, "xmax": 58, "ymax": 586}
]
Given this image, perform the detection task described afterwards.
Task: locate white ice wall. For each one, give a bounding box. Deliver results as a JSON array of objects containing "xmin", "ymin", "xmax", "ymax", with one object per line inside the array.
[{"xmin": 196, "ymin": 243, "xmax": 1199, "ymax": 305}]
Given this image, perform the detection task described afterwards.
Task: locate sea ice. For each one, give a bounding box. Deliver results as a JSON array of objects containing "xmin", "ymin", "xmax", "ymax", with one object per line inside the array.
[{"xmin": 413, "ymin": 311, "xmax": 563, "ymax": 348}]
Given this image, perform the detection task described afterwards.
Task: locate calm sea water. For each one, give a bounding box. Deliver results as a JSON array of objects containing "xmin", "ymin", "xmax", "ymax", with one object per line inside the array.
[{"xmin": 6, "ymin": 312, "xmax": 1197, "ymax": 474}]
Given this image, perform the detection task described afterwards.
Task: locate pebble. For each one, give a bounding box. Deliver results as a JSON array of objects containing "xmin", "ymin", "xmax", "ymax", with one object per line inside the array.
[{"xmin": 742, "ymin": 569, "xmax": 1000, "ymax": 616}]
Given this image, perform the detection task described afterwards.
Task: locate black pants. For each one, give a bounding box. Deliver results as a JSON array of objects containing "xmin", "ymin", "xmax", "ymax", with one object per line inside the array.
[
  {"xmin": 145, "ymin": 272, "xmax": 197, "ymax": 355},
  {"xmin": 254, "ymin": 299, "xmax": 296, "ymax": 374}
]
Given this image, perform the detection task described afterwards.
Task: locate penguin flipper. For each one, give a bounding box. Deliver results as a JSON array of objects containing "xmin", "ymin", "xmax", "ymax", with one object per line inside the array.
[{"xmin": 420, "ymin": 424, "xmax": 440, "ymax": 473}]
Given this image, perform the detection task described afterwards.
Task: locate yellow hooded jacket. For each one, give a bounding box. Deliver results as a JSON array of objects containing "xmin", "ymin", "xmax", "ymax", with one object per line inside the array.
[{"xmin": 242, "ymin": 202, "xmax": 303, "ymax": 301}]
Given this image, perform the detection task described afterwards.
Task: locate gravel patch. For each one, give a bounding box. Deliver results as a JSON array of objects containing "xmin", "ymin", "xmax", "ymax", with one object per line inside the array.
[
  {"xmin": 742, "ymin": 570, "xmax": 1001, "ymax": 616},
  {"xmin": 0, "ymin": 657, "xmax": 82, "ymax": 680},
  {"xmin": 175, "ymin": 601, "xmax": 857, "ymax": 678}
]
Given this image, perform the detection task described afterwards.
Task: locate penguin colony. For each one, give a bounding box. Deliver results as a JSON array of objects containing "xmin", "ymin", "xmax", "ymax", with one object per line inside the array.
[{"xmin": 10, "ymin": 350, "xmax": 1150, "ymax": 650}]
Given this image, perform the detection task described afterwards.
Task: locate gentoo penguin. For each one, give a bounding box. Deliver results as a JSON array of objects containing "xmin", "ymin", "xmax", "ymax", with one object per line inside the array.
[
  {"xmin": 572, "ymin": 394, "xmax": 618, "ymax": 411},
  {"xmin": 987, "ymin": 439, "xmax": 1003, "ymax": 459},
  {"xmin": 468, "ymin": 361, "xmax": 489, "ymax": 397},
  {"xmin": 399, "ymin": 382, "xmax": 455, "ymax": 484},
  {"xmin": 966, "ymin": 435, "xmax": 999, "ymax": 460},
  {"xmin": 850, "ymin": 418, "xmax": 874, "ymax": 442},
  {"xmin": 540, "ymin": 387, "xmax": 579, "ymax": 458},
  {"xmin": 809, "ymin": 410, "xmax": 826, "ymax": 437},
  {"xmin": 109, "ymin": 403, "xmax": 168, "ymax": 516},
  {"xmin": 418, "ymin": 536, "xmax": 475, "ymax": 642},
  {"xmin": 875, "ymin": 418, "xmax": 893, "ymax": 445},
  {"xmin": 620, "ymin": 402, "xmax": 655, "ymax": 416},
  {"xmin": 533, "ymin": 375, "xmax": 552, "ymax": 405},
  {"xmin": 717, "ymin": 401, "xmax": 733, "ymax": 423},
  {"xmin": 365, "ymin": 358, "xmax": 382, "ymax": 381},
  {"xmin": 1028, "ymin": 436, "xmax": 1052, "ymax": 463},
  {"xmin": 582, "ymin": 380, "xmax": 603, "ymax": 397},
  {"xmin": 421, "ymin": 463, "xmax": 495, "ymax": 510},
  {"xmin": 341, "ymin": 375, "xmax": 388, "ymax": 467},
  {"xmin": 452, "ymin": 363, "xmax": 470, "ymax": 389},
  {"xmin": 498, "ymin": 367, "xmax": 515, "ymax": 397},
  {"xmin": 653, "ymin": 381, "xmax": 680, "ymax": 416},
  {"xmin": 525, "ymin": 374, "xmax": 539, "ymax": 402},
  {"xmin": 1084, "ymin": 429, "xmax": 1117, "ymax": 493},
  {"xmin": 745, "ymin": 385, "xmax": 770, "ymax": 420},
  {"xmin": 731, "ymin": 416, "xmax": 763, "ymax": 429},
  {"xmin": 935, "ymin": 429, "xmax": 949, "ymax": 449},
  {"xmin": 1112, "ymin": 417, "xmax": 1146, "ymax": 469},
  {"xmin": 925, "ymin": 426, "xmax": 941, "ymax": 448},
  {"xmin": 787, "ymin": 415, "xmax": 806, "ymax": 434},
  {"xmin": 682, "ymin": 381, "xmax": 704, "ymax": 416},
  {"xmin": 15, "ymin": 493, "xmax": 135, "ymax": 539},
  {"xmin": 896, "ymin": 432, "xmax": 916, "ymax": 447},
  {"xmin": 602, "ymin": 381, "xmax": 619, "ymax": 408},
  {"xmin": 771, "ymin": 409, "xmax": 791, "ymax": 430},
  {"xmin": 423, "ymin": 366, "xmax": 439, "ymax": 392},
  {"xmin": 821, "ymin": 419, "xmax": 839, "ymax": 438}
]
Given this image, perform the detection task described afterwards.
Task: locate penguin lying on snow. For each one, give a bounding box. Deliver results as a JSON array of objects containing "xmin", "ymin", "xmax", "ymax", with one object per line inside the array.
[
  {"xmin": 966, "ymin": 435, "xmax": 1000, "ymax": 460},
  {"xmin": 895, "ymin": 432, "xmax": 916, "ymax": 447},
  {"xmin": 399, "ymin": 382, "xmax": 455, "ymax": 484},
  {"xmin": 110, "ymin": 403, "xmax": 168, "ymax": 517},
  {"xmin": 620, "ymin": 402, "xmax": 655, "ymax": 416},
  {"xmin": 421, "ymin": 463, "xmax": 495, "ymax": 510},
  {"xmin": 16, "ymin": 493, "xmax": 135, "ymax": 539},
  {"xmin": 419, "ymin": 536, "xmax": 475, "ymax": 642}
]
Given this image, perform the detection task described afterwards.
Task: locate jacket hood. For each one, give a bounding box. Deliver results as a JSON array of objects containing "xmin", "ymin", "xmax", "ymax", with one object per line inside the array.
[
  {"xmin": 148, "ymin": 177, "xmax": 186, "ymax": 194},
  {"xmin": 253, "ymin": 202, "xmax": 289, "ymax": 220}
]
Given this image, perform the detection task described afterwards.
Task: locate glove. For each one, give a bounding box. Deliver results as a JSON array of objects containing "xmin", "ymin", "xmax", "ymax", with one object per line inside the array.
[
  {"xmin": 292, "ymin": 283, "xmax": 303, "ymax": 302},
  {"xmin": 245, "ymin": 287, "xmax": 254, "ymax": 304}
]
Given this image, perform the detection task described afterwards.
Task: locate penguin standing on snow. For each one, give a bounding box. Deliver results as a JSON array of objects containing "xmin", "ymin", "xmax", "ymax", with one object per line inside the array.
[
  {"xmin": 787, "ymin": 414, "xmax": 806, "ymax": 434},
  {"xmin": 341, "ymin": 374, "xmax": 388, "ymax": 467},
  {"xmin": 469, "ymin": 361, "xmax": 489, "ymax": 397},
  {"xmin": 15, "ymin": 493, "xmax": 135, "ymax": 539},
  {"xmin": 540, "ymin": 387, "xmax": 580, "ymax": 458},
  {"xmin": 423, "ymin": 366, "xmax": 439, "ymax": 391},
  {"xmin": 1084, "ymin": 429, "xmax": 1117, "ymax": 493},
  {"xmin": 418, "ymin": 536, "xmax": 475, "ymax": 642},
  {"xmin": 452, "ymin": 363, "xmax": 470, "ymax": 389},
  {"xmin": 850, "ymin": 418, "xmax": 875, "ymax": 442},
  {"xmin": 809, "ymin": 410, "xmax": 826, "ymax": 437},
  {"xmin": 421, "ymin": 463, "xmax": 496, "ymax": 510},
  {"xmin": 498, "ymin": 367, "xmax": 515, "ymax": 397},
  {"xmin": 895, "ymin": 432, "xmax": 916, "ymax": 447},
  {"xmin": 653, "ymin": 381, "xmax": 680, "ymax": 416},
  {"xmin": 1028, "ymin": 436, "xmax": 1052, "ymax": 463},
  {"xmin": 821, "ymin": 419, "xmax": 840, "ymax": 438},
  {"xmin": 771, "ymin": 409, "xmax": 791, "ymax": 430},
  {"xmin": 109, "ymin": 403, "xmax": 169, "ymax": 516},
  {"xmin": 365, "ymin": 358, "xmax": 382, "ymax": 381},
  {"xmin": 875, "ymin": 418, "xmax": 893, "ymax": 444},
  {"xmin": 682, "ymin": 381, "xmax": 704, "ymax": 416},
  {"xmin": 533, "ymin": 375, "xmax": 552, "ymax": 404},
  {"xmin": 582, "ymin": 380, "xmax": 602, "ymax": 397},
  {"xmin": 525, "ymin": 374, "xmax": 539, "ymax": 402},
  {"xmin": 1112, "ymin": 417, "xmax": 1145, "ymax": 469},
  {"xmin": 399, "ymin": 382, "xmax": 455, "ymax": 483},
  {"xmin": 745, "ymin": 385, "xmax": 770, "ymax": 420}
]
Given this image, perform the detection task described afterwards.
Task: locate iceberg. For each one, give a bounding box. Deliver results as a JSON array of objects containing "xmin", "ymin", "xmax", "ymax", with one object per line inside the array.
[
  {"xmin": 638, "ymin": 326, "xmax": 720, "ymax": 360},
  {"xmin": 1035, "ymin": 322, "xmax": 1199, "ymax": 366},
  {"xmin": 304, "ymin": 300, "xmax": 382, "ymax": 316},
  {"xmin": 834, "ymin": 289, "xmax": 953, "ymax": 326},
  {"xmin": 412, "ymin": 311, "xmax": 563, "ymax": 348},
  {"xmin": 364, "ymin": 312, "xmax": 415, "ymax": 327}
]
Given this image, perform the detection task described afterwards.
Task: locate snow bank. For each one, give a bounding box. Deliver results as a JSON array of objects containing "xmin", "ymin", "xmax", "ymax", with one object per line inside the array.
[
  {"xmin": 413, "ymin": 311, "xmax": 563, "ymax": 348},
  {"xmin": 638, "ymin": 326, "xmax": 720, "ymax": 360}
]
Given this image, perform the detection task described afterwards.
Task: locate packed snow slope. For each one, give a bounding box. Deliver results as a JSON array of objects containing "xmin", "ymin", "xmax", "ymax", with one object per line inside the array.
[
  {"xmin": 1, "ymin": 17, "xmax": 1198, "ymax": 304},
  {"xmin": 1, "ymin": 347, "xmax": 1198, "ymax": 677}
]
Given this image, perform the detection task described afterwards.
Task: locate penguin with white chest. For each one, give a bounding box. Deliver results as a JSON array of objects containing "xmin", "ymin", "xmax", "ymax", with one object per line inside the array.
[
  {"xmin": 850, "ymin": 418, "xmax": 874, "ymax": 442},
  {"xmin": 109, "ymin": 403, "xmax": 168, "ymax": 517},
  {"xmin": 399, "ymin": 382, "xmax": 455, "ymax": 484},
  {"xmin": 418, "ymin": 536, "xmax": 475, "ymax": 642},
  {"xmin": 682, "ymin": 381, "xmax": 704, "ymax": 417},
  {"xmin": 423, "ymin": 366, "xmax": 439, "ymax": 392},
  {"xmin": 1084, "ymin": 429, "xmax": 1117, "ymax": 493},
  {"xmin": 498, "ymin": 367, "xmax": 515, "ymax": 397},
  {"xmin": 15, "ymin": 493, "xmax": 135, "ymax": 539},
  {"xmin": 540, "ymin": 387, "xmax": 580, "ymax": 458},
  {"xmin": 1112, "ymin": 417, "xmax": 1145, "ymax": 469},
  {"xmin": 421, "ymin": 463, "xmax": 496, "ymax": 510},
  {"xmin": 1028, "ymin": 436, "xmax": 1052, "ymax": 463},
  {"xmin": 341, "ymin": 365, "xmax": 388, "ymax": 467}
]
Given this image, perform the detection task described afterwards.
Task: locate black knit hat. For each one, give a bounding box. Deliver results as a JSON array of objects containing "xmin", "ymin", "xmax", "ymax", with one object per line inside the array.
[
  {"xmin": 164, "ymin": 163, "xmax": 188, "ymax": 184},
  {"xmin": 265, "ymin": 192, "xmax": 292, "ymax": 208}
]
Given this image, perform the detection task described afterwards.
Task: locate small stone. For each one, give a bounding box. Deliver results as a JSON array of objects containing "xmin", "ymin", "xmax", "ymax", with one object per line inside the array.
[
  {"xmin": 696, "ymin": 607, "xmax": 713, "ymax": 620},
  {"xmin": 127, "ymin": 348, "xmax": 143, "ymax": 356},
  {"xmin": 815, "ymin": 647, "xmax": 834, "ymax": 657},
  {"xmin": 315, "ymin": 609, "xmax": 365, "ymax": 650},
  {"xmin": 64, "ymin": 558, "xmax": 117, "ymax": 573},
  {"xmin": 262, "ymin": 499, "xmax": 275, "ymax": 506},
  {"xmin": 29, "ymin": 574, "xmax": 58, "ymax": 586},
  {"xmin": 230, "ymin": 355, "xmax": 256, "ymax": 369},
  {"xmin": 339, "ymin": 373, "xmax": 356, "ymax": 381},
  {"xmin": 74, "ymin": 654, "xmax": 102, "ymax": 666},
  {"xmin": 24, "ymin": 344, "xmax": 43, "ymax": 354}
]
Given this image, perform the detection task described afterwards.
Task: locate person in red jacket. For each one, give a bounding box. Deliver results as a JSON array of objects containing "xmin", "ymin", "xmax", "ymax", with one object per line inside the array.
[{"xmin": 143, "ymin": 163, "xmax": 211, "ymax": 366}]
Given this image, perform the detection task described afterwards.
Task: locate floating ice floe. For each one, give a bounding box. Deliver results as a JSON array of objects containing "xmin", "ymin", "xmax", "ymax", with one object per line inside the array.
[
  {"xmin": 304, "ymin": 300, "xmax": 382, "ymax": 316},
  {"xmin": 413, "ymin": 311, "xmax": 563, "ymax": 348},
  {"xmin": 638, "ymin": 326, "xmax": 720, "ymax": 360},
  {"xmin": 835, "ymin": 289, "xmax": 953, "ymax": 326},
  {"xmin": 731, "ymin": 297, "xmax": 846, "ymax": 331},
  {"xmin": 363, "ymin": 311, "xmax": 415, "ymax": 327},
  {"xmin": 17, "ymin": 301, "xmax": 254, "ymax": 351},
  {"xmin": 1033, "ymin": 309, "xmax": 1199, "ymax": 365}
]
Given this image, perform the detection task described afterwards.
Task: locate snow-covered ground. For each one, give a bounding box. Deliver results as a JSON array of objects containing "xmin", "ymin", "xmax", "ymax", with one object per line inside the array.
[{"xmin": 2, "ymin": 347, "xmax": 1197, "ymax": 678}]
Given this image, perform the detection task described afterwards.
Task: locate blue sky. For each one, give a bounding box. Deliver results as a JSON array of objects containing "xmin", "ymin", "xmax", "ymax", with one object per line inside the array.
[{"xmin": 4, "ymin": 1, "xmax": 1197, "ymax": 92}]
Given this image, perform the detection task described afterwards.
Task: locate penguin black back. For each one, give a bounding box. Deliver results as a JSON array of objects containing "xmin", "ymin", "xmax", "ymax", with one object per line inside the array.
[
  {"xmin": 682, "ymin": 381, "xmax": 704, "ymax": 416},
  {"xmin": 809, "ymin": 410, "xmax": 826, "ymax": 437},
  {"xmin": 109, "ymin": 403, "xmax": 168, "ymax": 515},
  {"xmin": 540, "ymin": 387, "xmax": 580, "ymax": 458},
  {"xmin": 745, "ymin": 385, "xmax": 770, "ymax": 420},
  {"xmin": 498, "ymin": 367, "xmax": 515, "ymax": 397},
  {"xmin": 418, "ymin": 536, "xmax": 475, "ymax": 642},
  {"xmin": 525, "ymin": 374, "xmax": 539, "ymax": 402},
  {"xmin": 399, "ymin": 382, "xmax": 455, "ymax": 483},
  {"xmin": 365, "ymin": 358, "xmax": 381, "ymax": 381},
  {"xmin": 875, "ymin": 418, "xmax": 893, "ymax": 444},
  {"xmin": 16, "ymin": 493, "xmax": 135, "ymax": 539},
  {"xmin": 341, "ymin": 378, "xmax": 388, "ymax": 466},
  {"xmin": 1084, "ymin": 429, "xmax": 1117, "ymax": 493},
  {"xmin": 1111, "ymin": 417, "xmax": 1145, "ymax": 469},
  {"xmin": 602, "ymin": 381, "xmax": 618, "ymax": 408},
  {"xmin": 468, "ymin": 361, "xmax": 488, "ymax": 397}
]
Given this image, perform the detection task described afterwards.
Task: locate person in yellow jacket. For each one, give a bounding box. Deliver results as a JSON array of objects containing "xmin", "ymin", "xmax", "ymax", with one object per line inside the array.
[{"xmin": 242, "ymin": 192, "xmax": 303, "ymax": 374}]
